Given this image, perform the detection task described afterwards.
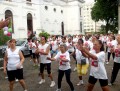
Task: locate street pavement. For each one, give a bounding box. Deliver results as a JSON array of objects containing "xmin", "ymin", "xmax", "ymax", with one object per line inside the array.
[{"xmin": 0, "ymin": 56, "xmax": 120, "ymax": 91}]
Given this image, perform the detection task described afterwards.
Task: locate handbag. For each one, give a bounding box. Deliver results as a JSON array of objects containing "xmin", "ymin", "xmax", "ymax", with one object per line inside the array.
[{"xmin": 81, "ymin": 58, "xmax": 86, "ymax": 65}]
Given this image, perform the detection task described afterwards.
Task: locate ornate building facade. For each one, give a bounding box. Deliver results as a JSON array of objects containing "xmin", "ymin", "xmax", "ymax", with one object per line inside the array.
[{"xmin": 0, "ymin": 0, "xmax": 84, "ymax": 38}]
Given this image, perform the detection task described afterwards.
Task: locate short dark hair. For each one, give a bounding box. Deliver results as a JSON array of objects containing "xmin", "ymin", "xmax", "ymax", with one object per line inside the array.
[{"xmin": 10, "ymin": 39, "xmax": 16, "ymax": 43}]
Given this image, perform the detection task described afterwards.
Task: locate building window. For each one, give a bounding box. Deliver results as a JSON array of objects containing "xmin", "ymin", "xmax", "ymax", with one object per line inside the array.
[
  {"xmin": 45, "ymin": 6, "xmax": 48, "ymax": 10},
  {"xmin": 26, "ymin": 0, "xmax": 32, "ymax": 5},
  {"xmin": 80, "ymin": 22, "xmax": 82, "ymax": 33},
  {"xmin": 6, "ymin": 0, "xmax": 12, "ymax": 1},
  {"xmin": 5, "ymin": 10, "xmax": 14, "ymax": 33},
  {"xmin": 26, "ymin": 0, "xmax": 31, "ymax": 2},
  {"xmin": 61, "ymin": 10, "xmax": 63, "ymax": 14},
  {"xmin": 79, "ymin": 8, "xmax": 81, "ymax": 16},
  {"xmin": 53, "ymin": 8, "xmax": 56, "ymax": 12}
]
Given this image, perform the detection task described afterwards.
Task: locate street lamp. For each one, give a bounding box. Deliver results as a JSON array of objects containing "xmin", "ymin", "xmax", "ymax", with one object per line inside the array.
[{"xmin": 118, "ymin": 0, "xmax": 120, "ymax": 34}]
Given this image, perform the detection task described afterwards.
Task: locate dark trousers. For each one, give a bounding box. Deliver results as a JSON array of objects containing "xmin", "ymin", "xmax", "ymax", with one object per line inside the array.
[
  {"xmin": 107, "ymin": 52, "xmax": 115, "ymax": 62},
  {"xmin": 58, "ymin": 69, "xmax": 74, "ymax": 91},
  {"xmin": 110, "ymin": 62, "xmax": 120, "ymax": 83}
]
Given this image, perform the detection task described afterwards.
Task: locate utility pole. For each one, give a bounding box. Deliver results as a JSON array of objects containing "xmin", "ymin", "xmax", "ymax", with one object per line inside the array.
[{"xmin": 118, "ymin": 0, "xmax": 120, "ymax": 34}]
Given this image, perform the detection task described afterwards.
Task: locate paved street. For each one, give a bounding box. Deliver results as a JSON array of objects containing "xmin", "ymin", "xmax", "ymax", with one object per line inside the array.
[{"xmin": 0, "ymin": 56, "xmax": 120, "ymax": 91}]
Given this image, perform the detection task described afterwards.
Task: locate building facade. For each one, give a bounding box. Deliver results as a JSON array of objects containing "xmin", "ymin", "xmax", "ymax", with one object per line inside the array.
[
  {"xmin": 82, "ymin": 2, "xmax": 103, "ymax": 34},
  {"xmin": 0, "ymin": 0, "xmax": 84, "ymax": 39}
]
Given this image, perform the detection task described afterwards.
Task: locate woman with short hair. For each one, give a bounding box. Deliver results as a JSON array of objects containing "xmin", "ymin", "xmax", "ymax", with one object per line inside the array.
[{"xmin": 4, "ymin": 39, "xmax": 27, "ymax": 91}]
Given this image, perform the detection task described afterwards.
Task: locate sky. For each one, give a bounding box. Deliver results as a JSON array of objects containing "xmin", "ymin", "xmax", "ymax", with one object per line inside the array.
[{"xmin": 85, "ymin": 0, "xmax": 94, "ymax": 3}]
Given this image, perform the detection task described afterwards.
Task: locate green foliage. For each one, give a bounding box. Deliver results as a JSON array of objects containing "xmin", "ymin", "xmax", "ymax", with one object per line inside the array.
[
  {"xmin": 0, "ymin": 29, "xmax": 11, "ymax": 45},
  {"xmin": 39, "ymin": 31, "xmax": 50, "ymax": 39},
  {"xmin": 91, "ymin": 0, "xmax": 118, "ymax": 33}
]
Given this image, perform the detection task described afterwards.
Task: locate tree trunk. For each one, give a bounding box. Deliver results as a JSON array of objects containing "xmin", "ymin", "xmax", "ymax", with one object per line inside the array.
[{"xmin": 105, "ymin": 20, "xmax": 109, "ymax": 33}]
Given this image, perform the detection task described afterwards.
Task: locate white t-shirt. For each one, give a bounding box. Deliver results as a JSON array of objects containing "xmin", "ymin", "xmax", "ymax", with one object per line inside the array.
[
  {"xmin": 114, "ymin": 46, "xmax": 120, "ymax": 63},
  {"xmin": 38, "ymin": 43, "xmax": 51, "ymax": 63},
  {"xmin": 7, "ymin": 48, "xmax": 23, "ymax": 71},
  {"xmin": 31, "ymin": 42, "xmax": 36, "ymax": 53},
  {"xmin": 54, "ymin": 51, "xmax": 71, "ymax": 70},
  {"xmin": 84, "ymin": 40, "xmax": 93, "ymax": 50},
  {"xmin": 75, "ymin": 49, "xmax": 89, "ymax": 64},
  {"xmin": 66, "ymin": 42, "xmax": 74, "ymax": 52},
  {"xmin": 107, "ymin": 40, "xmax": 117, "ymax": 52},
  {"xmin": 50, "ymin": 40, "xmax": 58, "ymax": 51},
  {"xmin": 90, "ymin": 51, "xmax": 108, "ymax": 79}
]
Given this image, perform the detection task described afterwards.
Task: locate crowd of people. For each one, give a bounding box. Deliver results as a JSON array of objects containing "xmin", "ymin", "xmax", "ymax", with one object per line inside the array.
[{"xmin": 2, "ymin": 32, "xmax": 120, "ymax": 91}]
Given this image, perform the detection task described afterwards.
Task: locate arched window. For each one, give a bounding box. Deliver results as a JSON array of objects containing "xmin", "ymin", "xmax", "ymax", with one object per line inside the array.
[
  {"xmin": 5, "ymin": 10, "xmax": 14, "ymax": 33},
  {"xmin": 45, "ymin": 6, "xmax": 48, "ymax": 10},
  {"xmin": 53, "ymin": 8, "xmax": 56, "ymax": 12},
  {"xmin": 27, "ymin": 13, "xmax": 33, "ymax": 37},
  {"xmin": 26, "ymin": 0, "xmax": 31, "ymax": 1},
  {"xmin": 61, "ymin": 10, "xmax": 63, "ymax": 14}
]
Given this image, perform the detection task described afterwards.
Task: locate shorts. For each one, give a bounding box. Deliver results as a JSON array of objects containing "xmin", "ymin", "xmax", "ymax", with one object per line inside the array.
[
  {"xmin": 32, "ymin": 53, "xmax": 37, "ymax": 59},
  {"xmin": 29, "ymin": 50, "xmax": 32, "ymax": 55},
  {"xmin": 40, "ymin": 63, "xmax": 51, "ymax": 74},
  {"xmin": 77, "ymin": 64, "xmax": 89, "ymax": 76},
  {"xmin": 88, "ymin": 76, "xmax": 108, "ymax": 87},
  {"xmin": 7, "ymin": 69, "xmax": 24, "ymax": 81}
]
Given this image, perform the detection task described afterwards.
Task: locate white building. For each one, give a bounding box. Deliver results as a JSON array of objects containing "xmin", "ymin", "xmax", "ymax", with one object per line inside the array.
[
  {"xmin": 83, "ymin": 2, "xmax": 103, "ymax": 34},
  {"xmin": 0, "ymin": 0, "xmax": 85, "ymax": 39}
]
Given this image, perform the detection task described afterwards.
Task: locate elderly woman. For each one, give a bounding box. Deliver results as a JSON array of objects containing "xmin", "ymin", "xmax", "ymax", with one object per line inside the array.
[
  {"xmin": 77, "ymin": 39, "xmax": 109, "ymax": 91},
  {"xmin": 47, "ymin": 43, "xmax": 75, "ymax": 91},
  {"xmin": 3, "ymin": 39, "xmax": 27, "ymax": 91}
]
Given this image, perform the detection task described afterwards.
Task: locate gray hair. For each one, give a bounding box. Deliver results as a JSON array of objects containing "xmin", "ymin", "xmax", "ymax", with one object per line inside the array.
[{"xmin": 60, "ymin": 43, "xmax": 67, "ymax": 51}]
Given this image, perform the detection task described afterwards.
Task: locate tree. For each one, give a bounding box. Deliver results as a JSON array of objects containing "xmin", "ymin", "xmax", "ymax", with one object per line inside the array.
[
  {"xmin": 0, "ymin": 29, "xmax": 11, "ymax": 45},
  {"xmin": 39, "ymin": 31, "xmax": 50, "ymax": 40},
  {"xmin": 91, "ymin": 0, "xmax": 118, "ymax": 33}
]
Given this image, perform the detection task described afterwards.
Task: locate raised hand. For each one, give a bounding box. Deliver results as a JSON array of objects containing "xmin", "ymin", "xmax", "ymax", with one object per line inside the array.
[{"xmin": 0, "ymin": 17, "xmax": 11, "ymax": 29}]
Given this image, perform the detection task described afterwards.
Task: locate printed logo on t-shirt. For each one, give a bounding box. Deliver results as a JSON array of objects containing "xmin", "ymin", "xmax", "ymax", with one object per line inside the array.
[
  {"xmin": 84, "ymin": 42, "xmax": 89, "ymax": 48},
  {"xmin": 108, "ymin": 43, "xmax": 112, "ymax": 47},
  {"xmin": 40, "ymin": 49, "xmax": 44, "ymax": 52},
  {"xmin": 115, "ymin": 48, "xmax": 120, "ymax": 57},
  {"xmin": 51, "ymin": 42, "xmax": 54, "ymax": 46},
  {"xmin": 91, "ymin": 59, "xmax": 98, "ymax": 67},
  {"xmin": 59, "ymin": 55, "xmax": 66, "ymax": 65}
]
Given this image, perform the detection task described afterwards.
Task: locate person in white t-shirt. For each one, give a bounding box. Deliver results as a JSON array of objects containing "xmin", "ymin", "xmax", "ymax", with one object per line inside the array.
[
  {"xmin": 4, "ymin": 40, "xmax": 10, "ymax": 79},
  {"xmin": 50, "ymin": 36, "xmax": 59, "ymax": 57},
  {"xmin": 3, "ymin": 39, "xmax": 27, "ymax": 91},
  {"xmin": 47, "ymin": 43, "xmax": 75, "ymax": 91},
  {"xmin": 35, "ymin": 36, "xmax": 55, "ymax": 87},
  {"xmin": 77, "ymin": 40, "xmax": 109, "ymax": 91},
  {"xmin": 109, "ymin": 34, "xmax": 120, "ymax": 85},
  {"xmin": 106, "ymin": 35, "xmax": 116, "ymax": 64},
  {"xmin": 31, "ymin": 39, "xmax": 38, "ymax": 66},
  {"xmin": 75, "ymin": 38, "xmax": 89, "ymax": 86}
]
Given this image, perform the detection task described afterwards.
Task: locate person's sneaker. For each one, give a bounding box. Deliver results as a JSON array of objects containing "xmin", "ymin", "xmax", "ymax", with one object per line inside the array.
[
  {"xmin": 77, "ymin": 80, "xmax": 84, "ymax": 86},
  {"xmin": 108, "ymin": 83, "xmax": 113, "ymax": 86},
  {"xmin": 106, "ymin": 62, "xmax": 109, "ymax": 65},
  {"xmin": 29, "ymin": 59, "xmax": 32, "ymax": 61},
  {"xmin": 50, "ymin": 81, "xmax": 55, "ymax": 87},
  {"xmin": 56, "ymin": 89, "xmax": 61, "ymax": 91},
  {"xmin": 73, "ymin": 67, "xmax": 77, "ymax": 71},
  {"xmin": 15, "ymin": 79, "xmax": 18, "ymax": 82},
  {"xmin": 5, "ymin": 76, "xmax": 8, "ymax": 79},
  {"xmin": 38, "ymin": 79, "xmax": 45, "ymax": 84}
]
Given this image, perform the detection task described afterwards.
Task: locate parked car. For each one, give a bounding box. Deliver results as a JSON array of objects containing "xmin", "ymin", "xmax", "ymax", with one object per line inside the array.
[
  {"xmin": 0, "ymin": 48, "xmax": 4, "ymax": 69},
  {"xmin": 0, "ymin": 38, "xmax": 30, "ymax": 56},
  {"xmin": 16, "ymin": 39, "xmax": 30, "ymax": 56}
]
